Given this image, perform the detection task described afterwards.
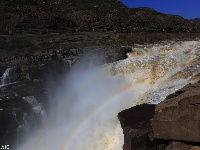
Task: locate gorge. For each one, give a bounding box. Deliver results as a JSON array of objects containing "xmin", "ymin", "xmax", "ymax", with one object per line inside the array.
[
  {"xmin": 1, "ymin": 0, "xmax": 200, "ymax": 149},
  {"xmin": 13, "ymin": 40, "xmax": 200, "ymax": 150}
]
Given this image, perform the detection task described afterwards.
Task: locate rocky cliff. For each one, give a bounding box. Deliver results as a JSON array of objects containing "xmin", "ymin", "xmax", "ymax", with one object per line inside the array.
[
  {"xmin": 0, "ymin": 62, "xmax": 63, "ymax": 149},
  {"xmin": 152, "ymin": 82, "xmax": 200, "ymax": 143},
  {"xmin": 118, "ymin": 82, "xmax": 200, "ymax": 150},
  {"xmin": 1, "ymin": 0, "xmax": 200, "ymax": 149},
  {"xmin": 1, "ymin": 0, "xmax": 200, "ymax": 60},
  {"xmin": 1, "ymin": 0, "xmax": 200, "ymax": 34}
]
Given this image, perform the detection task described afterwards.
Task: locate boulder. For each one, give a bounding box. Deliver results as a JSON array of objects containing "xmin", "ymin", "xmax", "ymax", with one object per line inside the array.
[
  {"xmin": 118, "ymin": 104, "xmax": 156, "ymax": 150},
  {"xmin": 151, "ymin": 82, "xmax": 200, "ymax": 142}
]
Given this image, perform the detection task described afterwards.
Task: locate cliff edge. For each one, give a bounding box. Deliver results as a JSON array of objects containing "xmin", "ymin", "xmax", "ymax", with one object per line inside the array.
[{"xmin": 119, "ymin": 82, "xmax": 200, "ymax": 150}]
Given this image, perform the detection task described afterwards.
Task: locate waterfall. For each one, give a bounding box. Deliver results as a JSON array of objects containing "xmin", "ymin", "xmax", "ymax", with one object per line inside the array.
[
  {"xmin": 22, "ymin": 96, "xmax": 47, "ymax": 122},
  {"xmin": 1, "ymin": 66, "xmax": 21, "ymax": 85},
  {"xmin": 1, "ymin": 67, "xmax": 13, "ymax": 85},
  {"xmin": 18, "ymin": 40, "xmax": 200, "ymax": 150}
]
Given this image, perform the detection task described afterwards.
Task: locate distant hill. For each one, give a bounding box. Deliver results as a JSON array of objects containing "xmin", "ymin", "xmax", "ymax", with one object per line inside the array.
[
  {"xmin": 191, "ymin": 18, "xmax": 200, "ymax": 23},
  {"xmin": 0, "ymin": 0, "xmax": 200, "ymax": 34}
]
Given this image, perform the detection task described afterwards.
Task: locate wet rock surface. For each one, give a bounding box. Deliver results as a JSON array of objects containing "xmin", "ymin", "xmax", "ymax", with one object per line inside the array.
[
  {"xmin": 118, "ymin": 104, "xmax": 156, "ymax": 150},
  {"xmin": 0, "ymin": 60, "xmax": 64, "ymax": 149},
  {"xmin": 0, "ymin": 80, "xmax": 48, "ymax": 148}
]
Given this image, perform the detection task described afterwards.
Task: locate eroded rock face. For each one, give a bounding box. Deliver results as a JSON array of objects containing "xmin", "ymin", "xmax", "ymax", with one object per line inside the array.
[
  {"xmin": 166, "ymin": 142, "xmax": 200, "ymax": 150},
  {"xmin": 118, "ymin": 82, "xmax": 200, "ymax": 150},
  {"xmin": 151, "ymin": 82, "xmax": 200, "ymax": 142},
  {"xmin": 0, "ymin": 79, "xmax": 48, "ymax": 149},
  {"xmin": 0, "ymin": 96, "xmax": 45, "ymax": 149},
  {"xmin": 118, "ymin": 104, "xmax": 156, "ymax": 150}
]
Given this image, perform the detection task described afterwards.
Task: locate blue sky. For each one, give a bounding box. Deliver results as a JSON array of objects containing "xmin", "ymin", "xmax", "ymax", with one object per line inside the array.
[{"xmin": 121, "ymin": 0, "xmax": 200, "ymax": 19}]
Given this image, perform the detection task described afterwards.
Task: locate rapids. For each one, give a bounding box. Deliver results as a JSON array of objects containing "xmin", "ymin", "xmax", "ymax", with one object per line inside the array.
[{"xmin": 18, "ymin": 40, "xmax": 200, "ymax": 150}]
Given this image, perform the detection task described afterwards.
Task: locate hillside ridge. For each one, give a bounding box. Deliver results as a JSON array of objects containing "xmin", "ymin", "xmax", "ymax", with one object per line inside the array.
[{"xmin": 1, "ymin": 0, "xmax": 200, "ymax": 34}]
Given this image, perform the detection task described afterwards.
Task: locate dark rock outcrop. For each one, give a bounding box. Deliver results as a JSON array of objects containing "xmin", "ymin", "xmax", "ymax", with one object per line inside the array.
[
  {"xmin": 151, "ymin": 82, "xmax": 200, "ymax": 142},
  {"xmin": 118, "ymin": 104, "xmax": 156, "ymax": 150},
  {"xmin": 118, "ymin": 82, "xmax": 200, "ymax": 150},
  {"xmin": 0, "ymin": 64, "xmax": 57, "ymax": 149},
  {"xmin": 1, "ymin": 0, "xmax": 200, "ymax": 34},
  {"xmin": 0, "ymin": 79, "xmax": 50, "ymax": 150}
]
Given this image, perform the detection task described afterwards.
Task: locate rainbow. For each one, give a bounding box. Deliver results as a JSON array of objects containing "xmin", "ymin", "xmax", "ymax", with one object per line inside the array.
[
  {"xmin": 19, "ymin": 66, "xmax": 147, "ymax": 150},
  {"xmin": 61, "ymin": 83, "xmax": 145, "ymax": 150}
]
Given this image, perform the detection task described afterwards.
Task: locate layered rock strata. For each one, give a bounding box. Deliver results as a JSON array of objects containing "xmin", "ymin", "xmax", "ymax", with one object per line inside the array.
[
  {"xmin": 166, "ymin": 142, "xmax": 200, "ymax": 150},
  {"xmin": 151, "ymin": 82, "xmax": 200, "ymax": 142},
  {"xmin": 119, "ymin": 82, "xmax": 200, "ymax": 150}
]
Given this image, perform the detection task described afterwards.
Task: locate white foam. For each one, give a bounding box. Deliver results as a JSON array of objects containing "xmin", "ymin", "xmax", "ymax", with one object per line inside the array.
[{"xmin": 18, "ymin": 40, "xmax": 200, "ymax": 150}]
